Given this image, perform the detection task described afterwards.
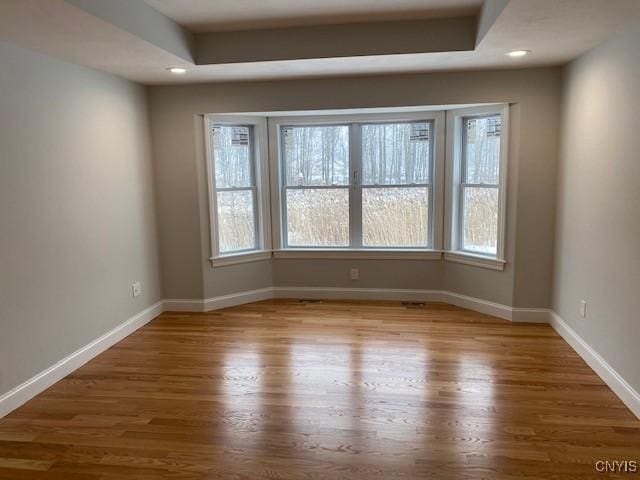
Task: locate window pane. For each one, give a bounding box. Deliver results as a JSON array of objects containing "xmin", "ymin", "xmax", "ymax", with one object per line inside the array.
[
  {"xmin": 286, "ymin": 188, "xmax": 349, "ymax": 246},
  {"xmin": 464, "ymin": 116, "xmax": 501, "ymax": 185},
  {"xmin": 462, "ymin": 187, "xmax": 498, "ymax": 255},
  {"xmin": 362, "ymin": 187, "xmax": 429, "ymax": 247},
  {"xmin": 283, "ymin": 126, "xmax": 349, "ymax": 186},
  {"xmin": 216, "ymin": 190, "xmax": 256, "ymax": 253},
  {"xmin": 212, "ymin": 125, "xmax": 252, "ymax": 188},
  {"xmin": 361, "ymin": 122, "xmax": 430, "ymax": 185}
]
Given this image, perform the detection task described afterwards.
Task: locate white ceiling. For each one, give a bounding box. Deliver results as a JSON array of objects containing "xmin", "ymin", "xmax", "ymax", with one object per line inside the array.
[
  {"xmin": 143, "ymin": 0, "xmax": 483, "ymax": 32},
  {"xmin": 1, "ymin": 0, "xmax": 640, "ymax": 84}
]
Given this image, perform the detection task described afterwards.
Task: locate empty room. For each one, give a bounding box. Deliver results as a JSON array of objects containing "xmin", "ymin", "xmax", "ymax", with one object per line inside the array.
[{"xmin": 1, "ymin": 0, "xmax": 640, "ymax": 478}]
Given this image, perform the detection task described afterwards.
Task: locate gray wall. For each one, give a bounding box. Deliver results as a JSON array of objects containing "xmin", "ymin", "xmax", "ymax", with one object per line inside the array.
[
  {"xmin": 553, "ymin": 23, "xmax": 640, "ymax": 393},
  {"xmin": 149, "ymin": 67, "xmax": 561, "ymax": 307},
  {"xmin": 0, "ymin": 43, "xmax": 163, "ymax": 395}
]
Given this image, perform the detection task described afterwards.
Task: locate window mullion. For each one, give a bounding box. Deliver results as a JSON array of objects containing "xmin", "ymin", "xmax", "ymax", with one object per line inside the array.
[
  {"xmin": 457, "ymin": 118, "xmax": 468, "ymax": 253},
  {"xmin": 457, "ymin": 182, "xmax": 465, "ymax": 254},
  {"xmin": 350, "ymin": 123, "xmax": 363, "ymax": 248},
  {"xmin": 249, "ymin": 125, "xmax": 260, "ymax": 250}
]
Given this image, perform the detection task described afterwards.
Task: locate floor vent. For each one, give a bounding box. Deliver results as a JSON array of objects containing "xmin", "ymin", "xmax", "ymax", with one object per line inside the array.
[
  {"xmin": 298, "ymin": 299, "xmax": 324, "ymax": 304},
  {"xmin": 402, "ymin": 302, "xmax": 426, "ymax": 309}
]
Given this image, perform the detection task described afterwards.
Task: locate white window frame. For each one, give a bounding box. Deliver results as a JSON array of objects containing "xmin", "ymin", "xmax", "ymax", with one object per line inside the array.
[
  {"xmin": 444, "ymin": 104, "xmax": 508, "ymax": 270},
  {"xmin": 279, "ymin": 121, "xmax": 352, "ymax": 249},
  {"xmin": 205, "ymin": 115, "xmax": 272, "ymax": 267},
  {"xmin": 268, "ymin": 111, "xmax": 444, "ymax": 259}
]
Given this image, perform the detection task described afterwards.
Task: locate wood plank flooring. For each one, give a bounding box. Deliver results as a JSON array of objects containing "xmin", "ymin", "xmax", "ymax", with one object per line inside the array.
[{"xmin": 1, "ymin": 299, "xmax": 639, "ymax": 479}]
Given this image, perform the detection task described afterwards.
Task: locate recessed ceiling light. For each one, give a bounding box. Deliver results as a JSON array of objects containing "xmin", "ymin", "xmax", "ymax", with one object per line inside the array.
[
  {"xmin": 507, "ymin": 50, "xmax": 530, "ymax": 58},
  {"xmin": 167, "ymin": 67, "xmax": 187, "ymax": 74}
]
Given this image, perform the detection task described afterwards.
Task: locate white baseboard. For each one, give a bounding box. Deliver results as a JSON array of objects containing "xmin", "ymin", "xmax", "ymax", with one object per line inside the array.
[
  {"xmin": 511, "ymin": 307, "xmax": 552, "ymax": 323},
  {"xmin": 549, "ymin": 312, "xmax": 640, "ymax": 419},
  {"xmin": 165, "ymin": 287, "xmax": 275, "ymax": 313},
  {"xmin": 273, "ymin": 287, "xmax": 550, "ymax": 323},
  {"xmin": 165, "ymin": 286, "xmax": 551, "ymax": 323},
  {"xmin": 163, "ymin": 298, "xmax": 205, "ymax": 312},
  {"xmin": 0, "ymin": 300, "xmax": 164, "ymax": 419},
  {"xmin": 272, "ymin": 287, "xmax": 548, "ymax": 322},
  {"xmin": 441, "ymin": 291, "xmax": 514, "ymax": 320},
  {"xmin": 203, "ymin": 287, "xmax": 274, "ymax": 311},
  {"xmin": 273, "ymin": 286, "xmax": 443, "ymax": 302},
  {"xmin": 167, "ymin": 286, "xmax": 545, "ymax": 322}
]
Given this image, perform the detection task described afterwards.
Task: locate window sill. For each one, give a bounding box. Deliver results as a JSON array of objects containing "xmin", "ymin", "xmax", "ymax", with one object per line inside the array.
[
  {"xmin": 209, "ymin": 250, "xmax": 272, "ymax": 267},
  {"xmin": 443, "ymin": 251, "xmax": 506, "ymax": 271},
  {"xmin": 209, "ymin": 249, "xmax": 505, "ymax": 268},
  {"xmin": 273, "ymin": 249, "xmax": 442, "ymax": 260}
]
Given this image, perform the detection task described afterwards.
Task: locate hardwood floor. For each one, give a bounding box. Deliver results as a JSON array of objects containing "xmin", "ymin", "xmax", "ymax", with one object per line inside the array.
[{"xmin": 1, "ymin": 300, "xmax": 639, "ymax": 479}]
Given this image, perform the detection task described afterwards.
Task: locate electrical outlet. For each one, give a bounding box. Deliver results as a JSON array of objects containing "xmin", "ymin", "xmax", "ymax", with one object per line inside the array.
[
  {"xmin": 579, "ymin": 300, "xmax": 587, "ymax": 318},
  {"xmin": 132, "ymin": 281, "xmax": 142, "ymax": 298},
  {"xmin": 350, "ymin": 268, "xmax": 359, "ymax": 281}
]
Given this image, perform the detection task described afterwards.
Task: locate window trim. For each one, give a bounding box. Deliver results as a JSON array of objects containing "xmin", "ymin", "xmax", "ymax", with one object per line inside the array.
[
  {"xmin": 205, "ymin": 114, "xmax": 272, "ymax": 267},
  {"xmin": 268, "ymin": 110, "xmax": 445, "ymax": 253},
  {"xmin": 444, "ymin": 104, "xmax": 508, "ymax": 270}
]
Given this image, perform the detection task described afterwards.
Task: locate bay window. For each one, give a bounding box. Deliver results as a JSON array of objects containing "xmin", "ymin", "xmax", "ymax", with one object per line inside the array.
[{"xmin": 205, "ymin": 106, "xmax": 508, "ymax": 269}]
